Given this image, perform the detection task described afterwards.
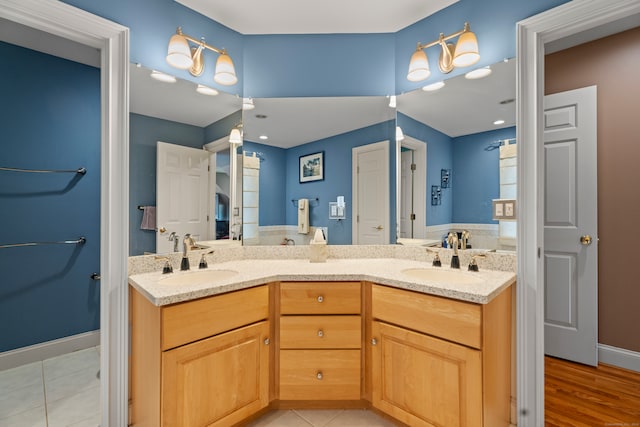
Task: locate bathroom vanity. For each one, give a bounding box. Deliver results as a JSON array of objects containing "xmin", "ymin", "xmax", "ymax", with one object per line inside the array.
[{"xmin": 128, "ymin": 250, "xmax": 515, "ymax": 427}]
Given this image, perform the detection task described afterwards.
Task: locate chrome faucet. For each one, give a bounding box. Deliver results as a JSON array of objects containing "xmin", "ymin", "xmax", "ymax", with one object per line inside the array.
[
  {"xmin": 181, "ymin": 233, "xmax": 195, "ymax": 271},
  {"xmin": 447, "ymin": 232, "xmax": 460, "ymax": 269},
  {"xmin": 169, "ymin": 231, "xmax": 178, "ymax": 252},
  {"xmin": 460, "ymin": 230, "xmax": 470, "ymax": 250}
]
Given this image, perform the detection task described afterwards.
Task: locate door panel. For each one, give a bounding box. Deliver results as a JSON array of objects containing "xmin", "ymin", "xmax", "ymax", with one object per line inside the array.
[
  {"xmin": 157, "ymin": 142, "xmax": 209, "ymax": 253},
  {"xmin": 544, "ymin": 86, "xmax": 598, "ymax": 366},
  {"xmin": 353, "ymin": 141, "xmax": 389, "ymax": 245}
]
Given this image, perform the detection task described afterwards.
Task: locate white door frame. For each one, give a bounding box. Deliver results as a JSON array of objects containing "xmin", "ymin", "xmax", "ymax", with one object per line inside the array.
[
  {"xmin": 396, "ymin": 135, "xmax": 427, "ymax": 240},
  {"xmin": 0, "ymin": 1, "xmax": 129, "ymax": 425},
  {"xmin": 352, "ymin": 141, "xmax": 390, "ymax": 244},
  {"xmin": 517, "ymin": 1, "xmax": 640, "ymax": 425}
]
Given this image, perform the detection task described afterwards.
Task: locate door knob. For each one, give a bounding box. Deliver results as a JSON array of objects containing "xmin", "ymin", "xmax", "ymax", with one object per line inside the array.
[
  {"xmin": 580, "ymin": 235, "xmax": 592, "ymax": 246},
  {"xmin": 158, "ymin": 227, "xmax": 167, "ymax": 234},
  {"xmin": 373, "ymin": 225, "xmax": 383, "ymax": 230}
]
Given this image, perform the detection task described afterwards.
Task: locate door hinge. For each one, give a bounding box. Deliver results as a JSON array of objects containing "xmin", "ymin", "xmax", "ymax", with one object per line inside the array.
[
  {"xmin": 357, "ymin": 166, "xmax": 360, "ymax": 174},
  {"xmin": 357, "ymin": 215, "xmax": 360, "ymax": 223},
  {"xmin": 208, "ymin": 165, "xmax": 210, "ymax": 172},
  {"xmin": 410, "ymin": 213, "xmax": 416, "ymax": 220},
  {"xmin": 411, "ymin": 163, "xmax": 416, "ymax": 171},
  {"xmin": 538, "ymin": 247, "xmax": 541, "ymax": 258},
  {"xmin": 207, "ymin": 215, "xmax": 209, "ymax": 222}
]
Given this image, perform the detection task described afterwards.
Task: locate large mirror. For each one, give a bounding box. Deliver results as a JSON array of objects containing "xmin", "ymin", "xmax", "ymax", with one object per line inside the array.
[
  {"xmin": 128, "ymin": 57, "xmax": 516, "ymax": 254},
  {"xmin": 241, "ymin": 96, "xmax": 396, "ymax": 246},
  {"xmin": 129, "ymin": 63, "xmax": 242, "ymax": 256},
  {"xmin": 396, "ymin": 58, "xmax": 516, "ymax": 250}
]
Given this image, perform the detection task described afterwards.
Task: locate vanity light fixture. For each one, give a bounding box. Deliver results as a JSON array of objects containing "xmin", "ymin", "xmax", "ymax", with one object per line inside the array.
[
  {"xmin": 195, "ymin": 84, "xmax": 219, "ymax": 96},
  {"xmin": 166, "ymin": 27, "xmax": 238, "ymax": 86},
  {"xmin": 229, "ymin": 124, "xmax": 243, "ymax": 144},
  {"xmin": 422, "ymin": 81, "xmax": 445, "ymax": 92},
  {"xmin": 407, "ymin": 22, "xmax": 480, "ymax": 82},
  {"xmin": 465, "ymin": 66, "xmax": 492, "ymax": 80},
  {"xmin": 388, "ymin": 95, "xmax": 397, "ymax": 108}
]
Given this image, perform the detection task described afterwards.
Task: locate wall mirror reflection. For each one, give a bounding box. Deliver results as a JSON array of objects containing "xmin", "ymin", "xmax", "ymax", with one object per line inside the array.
[
  {"xmin": 129, "ymin": 63, "xmax": 242, "ymax": 256},
  {"xmin": 241, "ymin": 96, "xmax": 396, "ymax": 246},
  {"xmin": 396, "ymin": 57, "xmax": 516, "ymax": 250}
]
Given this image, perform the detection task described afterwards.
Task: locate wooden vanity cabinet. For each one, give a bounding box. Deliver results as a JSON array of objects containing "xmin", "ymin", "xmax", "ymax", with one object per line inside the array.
[
  {"xmin": 370, "ymin": 284, "xmax": 512, "ymax": 427},
  {"xmin": 130, "ymin": 285, "xmax": 270, "ymax": 427},
  {"xmin": 277, "ymin": 282, "xmax": 362, "ymax": 403}
]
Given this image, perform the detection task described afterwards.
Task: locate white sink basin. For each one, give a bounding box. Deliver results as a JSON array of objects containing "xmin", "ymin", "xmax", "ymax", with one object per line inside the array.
[
  {"xmin": 401, "ymin": 268, "xmax": 483, "ymax": 285},
  {"xmin": 159, "ymin": 269, "xmax": 238, "ymax": 285}
]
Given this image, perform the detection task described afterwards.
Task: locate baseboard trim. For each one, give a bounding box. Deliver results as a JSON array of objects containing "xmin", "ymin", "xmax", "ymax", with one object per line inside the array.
[
  {"xmin": 598, "ymin": 343, "xmax": 640, "ymax": 373},
  {"xmin": 0, "ymin": 330, "xmax": 100, "ymax": 371}
]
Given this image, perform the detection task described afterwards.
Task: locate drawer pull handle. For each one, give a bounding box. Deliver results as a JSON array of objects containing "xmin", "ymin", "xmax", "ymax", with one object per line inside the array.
[
  {"xmin": 317, "ymin": 329, "xmax": 324, "ymax": 338},
  {"xmin": 316, "ymin": 371, "xmax": 323, "ymax": 380},
  {"xmin": 371, "ymin": 338, "xmax": 377, "ymax": 346},
  {"xmin": 264, "ymin": 338, "xmax": 270, "ymax": 346},
  {"xmin": 317, "ymin": 295, "xmax": 324, "ymax": 303}
]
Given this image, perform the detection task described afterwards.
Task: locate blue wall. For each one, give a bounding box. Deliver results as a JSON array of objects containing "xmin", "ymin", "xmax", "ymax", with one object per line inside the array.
[
  {"xmin": 395, "ymin": 0, "xmax": 569, "ymax": 94},
  {"xmin": 62, "ymin": 0, "xmax": 569, "ymax": 97},
  {"xmin": 242, "ymin": 141, "xmax": 287, "ymax": 226},
  {"xmin": 243, "ymin": 33, "xmax": 396, "ymax": 98},
  {"xmin": 0, "ymin": 42, "xmax": 101, "ymax": 352},
  {"xmin": 284, "ymin": 121, "xmax": 396, "ymax": 245},
  {"xmin": 62, "ymin": 0, "xmax": 244, "ymax": 95},
  {"xmin": 452, "ymin": 127, "xmax": 516, "ymax": 224}
]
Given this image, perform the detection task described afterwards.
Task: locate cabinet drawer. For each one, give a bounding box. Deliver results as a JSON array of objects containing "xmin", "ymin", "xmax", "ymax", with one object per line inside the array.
[
  {"xmin": 161, "ymin": 285, "xmax": 269, "ymax": 350},
  {"xmin": 371, "ymin": 284, "xmax": 482, "ymax": 349},
  {"xmin": 280, "ymin": 282, "xmax": 361, "ymax": 314},
  {"xmin": 280, "ymin": 316, "xmax": 361, "ymax": 349},
  {"xmin": 279, "ymin": 349, "xmax": 361, "ymax": 400}
]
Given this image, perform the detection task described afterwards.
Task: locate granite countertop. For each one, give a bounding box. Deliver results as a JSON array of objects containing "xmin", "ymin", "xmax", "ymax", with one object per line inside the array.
[{"xmin": 129, "ymin": 257, "xmax": 516, "ymax": 307}]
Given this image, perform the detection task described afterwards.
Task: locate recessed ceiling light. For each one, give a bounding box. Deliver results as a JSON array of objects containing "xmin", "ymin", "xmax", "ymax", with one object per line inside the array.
[
  {"xmin": 465, "ymin": 66, "xmax": 492, "ymax": 80},
  {"xmin": 196, "ymin": 84, "xmax": 219, "ymax": 96},
  {"xmin": 150, "ymin": 70, "xmax": 176, "ymax": 83},
  {"xmin": 494, "ymin": 119, "xmax": 505, "ymax": 125},
  {"xmin": 259, "ymin": 135, "xmax": 268, "ymax": 140},
  {"xmin": 422, "ymin": 81, "xmax": 445, "ymax": 92}
]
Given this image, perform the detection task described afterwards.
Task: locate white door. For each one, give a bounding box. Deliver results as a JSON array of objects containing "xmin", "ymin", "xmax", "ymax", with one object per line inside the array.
[
  {"xmin": 543, "ymin": 86, "xmax": 598, "ymax": 366},
  {"xmin": 352, "ymin": 141, "xmax": 389, "ymax": 244},
  {"xmin": 400, "ymin": 150, "xmax": 414, "ymax": 238},
  {"xmin": 157, "ymin": 142, "xmax": 210, "ymax": 253}
]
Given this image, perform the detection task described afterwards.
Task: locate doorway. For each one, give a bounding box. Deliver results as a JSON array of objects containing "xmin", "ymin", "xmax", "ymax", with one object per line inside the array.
[
  {"xmin": 517, "ymin": 1, "xmax": 640, "ymax": 424},
  {"xmin": 0, "ymin": 1, "xmax": 129, "ymax": 425},
  {"xmin": 352, "ymin": 141, "xmax": 390, "ymax": 244},
  {"xmin": 398, "ymin": 136, "xmax": 427, "ymax": 240}
]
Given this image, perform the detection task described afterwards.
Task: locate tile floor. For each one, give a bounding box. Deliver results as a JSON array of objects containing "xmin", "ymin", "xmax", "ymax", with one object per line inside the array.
[
  {"xmin": 0, "ymin": 347, "xmax": 100, "ymax": 427},
  {"xmin": 247, "ymin": 409, "xmax": 400, "ymax": 426}
]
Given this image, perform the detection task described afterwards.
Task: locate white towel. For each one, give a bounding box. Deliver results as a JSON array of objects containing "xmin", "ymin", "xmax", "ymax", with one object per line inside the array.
[
  {"xmin": 297, "ymin": 198, "xmax": 309, "ymax": 234},
  {"xmin": 140, "ymin": 206, "xmax": 156, "ymax": 230}
]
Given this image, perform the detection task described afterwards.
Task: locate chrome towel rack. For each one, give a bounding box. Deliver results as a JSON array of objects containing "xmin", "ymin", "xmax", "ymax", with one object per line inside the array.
[
  {"xmin": 0, "ymin": 236, "xmax": 86, "ymax": 249},
  {"xmin": 0, "ymin": 166, "xmax": 86, "ymax": 175}
]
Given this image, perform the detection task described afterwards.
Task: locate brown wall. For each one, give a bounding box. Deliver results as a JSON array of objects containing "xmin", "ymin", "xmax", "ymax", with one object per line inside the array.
[{"xmin": 545, "ymin": 27, "xmax": 640, "ymax": 353}]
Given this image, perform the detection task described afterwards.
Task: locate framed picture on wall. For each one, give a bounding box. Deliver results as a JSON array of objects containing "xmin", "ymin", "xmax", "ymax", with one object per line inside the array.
[{"xmin": 299, "ymin": 151, "xmax": 324, "ymax": 183}]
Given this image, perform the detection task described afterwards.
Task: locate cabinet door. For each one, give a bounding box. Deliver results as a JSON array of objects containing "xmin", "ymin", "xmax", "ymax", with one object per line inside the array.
[
  {"xmin": 162, "ymin": 321, "xmax": 270, "ymax": 427},
  {"xmin": 371, "ymin": 321, "xmax": 482, "ymax": 427}
]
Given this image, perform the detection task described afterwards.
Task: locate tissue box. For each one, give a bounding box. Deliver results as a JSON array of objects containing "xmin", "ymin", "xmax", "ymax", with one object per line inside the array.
[{"xmin": 309, "ymin": 241, "xmax": 328, "ymax": 263}]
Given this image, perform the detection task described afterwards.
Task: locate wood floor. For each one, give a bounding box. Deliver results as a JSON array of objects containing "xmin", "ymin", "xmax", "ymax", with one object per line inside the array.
[{"xmin": 545, "ymin": 356, "xmax": 640, "ymax": 426}]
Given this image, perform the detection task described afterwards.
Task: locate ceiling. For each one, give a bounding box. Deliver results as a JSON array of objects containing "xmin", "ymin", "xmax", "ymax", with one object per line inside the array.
[
  {"xmin": 397, "ymin": 58, "xmax": 516, "ymax": 137},
  {"xmin": 176, "ymin": 0, "xmax": 458, "ymax": 35}
]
